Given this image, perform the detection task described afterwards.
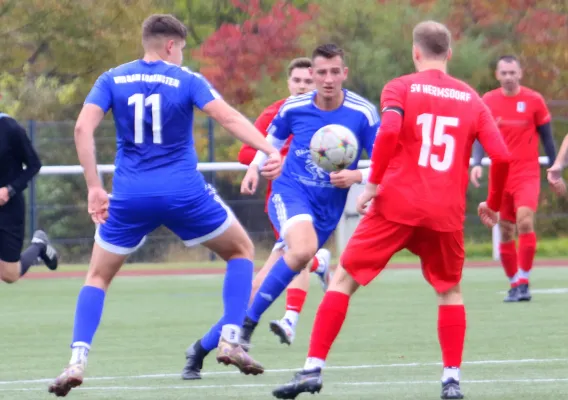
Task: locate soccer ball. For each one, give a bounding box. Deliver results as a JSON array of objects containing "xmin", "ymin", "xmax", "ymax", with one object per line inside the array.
[{"xmin": 309, "ymin": 124, "xmax": 359, "ymax": 172}]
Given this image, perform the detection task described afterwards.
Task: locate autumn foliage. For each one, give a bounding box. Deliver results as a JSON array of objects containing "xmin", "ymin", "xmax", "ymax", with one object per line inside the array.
[{"xmin": 193, "ymin": 0, "xmax": 315, "ymax": 104}]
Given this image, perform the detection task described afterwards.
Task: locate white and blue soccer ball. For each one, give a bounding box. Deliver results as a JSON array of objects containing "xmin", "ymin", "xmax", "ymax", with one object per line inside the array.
[{"xmin": 309, "ymin": 124, "xmax": 359, "ymax": 172}]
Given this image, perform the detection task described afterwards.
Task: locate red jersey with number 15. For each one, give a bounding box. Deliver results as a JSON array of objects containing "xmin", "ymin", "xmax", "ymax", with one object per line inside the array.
[
  {"xmin": 374, "ymin": 69, "xmax": 509, "ymax": 232},
  {"xmin": 482, "ymin": 86, "xmax": 551, "ymax": 182}
]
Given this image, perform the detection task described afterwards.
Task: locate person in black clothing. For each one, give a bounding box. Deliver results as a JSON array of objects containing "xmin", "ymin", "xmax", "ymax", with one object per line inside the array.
[{"xmin": 0, "ymin": 113, "xmax": 59, "ymax": 282}]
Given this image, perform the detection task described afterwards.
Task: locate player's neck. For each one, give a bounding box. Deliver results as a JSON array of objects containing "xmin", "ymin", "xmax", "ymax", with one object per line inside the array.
[
  {"xmin": 143, "ymin": 51, "xmax": 166, "ymax": 63},
  {"xmin": 417, "ymin": 62, "xmax": 447, "ymax": 73},
  {"xmin": 314, "ymin": 90, "xmax": 344, "ymax": 111},
  {"xmin": 500, "ymin": 86, "xmax": 521, "ymax": 97}
]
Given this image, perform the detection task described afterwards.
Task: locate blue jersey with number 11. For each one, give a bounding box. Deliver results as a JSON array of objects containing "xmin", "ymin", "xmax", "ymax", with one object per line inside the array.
[{"xmin": 85, "ymin": 59, "xmax": 220, "ymax": 196}]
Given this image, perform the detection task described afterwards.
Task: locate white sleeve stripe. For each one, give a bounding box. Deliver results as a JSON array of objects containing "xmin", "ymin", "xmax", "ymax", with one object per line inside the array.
[
  {"xmin": 345, "ymin": 94, "xmax": 380, "ymax": 124},
  {"xmin": 344, "ymin": 100, "xmax": 379, "ymax": 126},
  {"xmin": 278, "ymin": 99, "xmax": 312, "ymax": 117}
]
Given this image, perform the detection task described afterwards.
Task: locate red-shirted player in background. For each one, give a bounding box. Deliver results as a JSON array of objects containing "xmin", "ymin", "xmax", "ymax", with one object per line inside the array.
[
  {"xmin": 272, "ymin": 21, "xmax": 511, "ymax": 400},
  {"xmin": 470, "ymin": 56, "xmax": 557, "ymax": 303},
  {"xmin": 238, "ymin": 58, "xmax": 333, "ymax": 347}
]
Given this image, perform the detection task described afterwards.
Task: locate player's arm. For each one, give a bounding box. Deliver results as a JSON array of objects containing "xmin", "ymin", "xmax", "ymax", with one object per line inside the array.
[
  {"xmin": 534, "ymin": 94, "xmax": 556, "ymax": 166},
  {"xmin": 476, "ymin": 101, "xmax": 511, "ymax": 212},
  {"xmin": 74, "ymin": 73, "xmax": 111, "ymax": 190},
  {"xmin": 538, "ymin": 122, "xmax": 556, "ymax": 166},
  {"xmin": 186, "ymin": 71, "xmax": 279, "ymax": 158},
  {"xmin": 248, "ymin": 105, "xmax": 291, "ymax": 170},
  {"xmin": 7, "ymin": 120, "xmax": 42, "ymax": 197},
  {"xmin": 551, "ymin": 134, "xmax": 568, "ymax": 170},
  {"xmin": 237, "ymin": 107, "xmax": 273, "ymax": 165},
  {"xmin": 471, "ymin": 140, "xmax": 485, "ymax": 167},
  {"xmin": 368, "ymin": 80, "xmax": 405, "ymax": 186}
]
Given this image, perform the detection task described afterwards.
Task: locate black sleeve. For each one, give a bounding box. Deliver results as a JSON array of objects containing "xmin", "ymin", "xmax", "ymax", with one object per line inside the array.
[
  {"xmin": 537, "ymin": 122, "xmax": 556, "ymax": 166},
  {"xmin": 9, "ymin": 122, "xmax": 42, "ymax": 194},
  {"xmin": 471, "ymin": 140, "xmax": 485, "ymax": 167}
]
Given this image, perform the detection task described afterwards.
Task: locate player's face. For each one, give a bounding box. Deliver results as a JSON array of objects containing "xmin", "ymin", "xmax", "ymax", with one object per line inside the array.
[
  {"xmin": 496, "ymin": 60, "xmax": 522, "ymax": 93},
  {"xmin": 287, "ymin": 68, "xmax": 315, "ymax": 96},
  {"xmin": 311, "ymin": 56, "xmax": 348, "ymax": 100},
  {"xmin": 166, "ymin": 39, "xmax": 186, "ymax": 66}
]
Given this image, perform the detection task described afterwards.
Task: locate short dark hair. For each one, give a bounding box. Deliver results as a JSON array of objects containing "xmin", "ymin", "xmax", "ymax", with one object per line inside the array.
[
  {"xmin": 497, "ymin": 55, "xmax": 521, "ymax": 67},
  {"xmin": 412, "ymin": 20, "xmax": 451, "ymax": 59},
  {"xmin": 287, "ymin": 57, "xmax": 312, "ymax": 76},
  {"xmin": 312, "ymin": 44, "xmax": 345, "ymax": 61},
  {"xmin": 142, "ymin": 14, "xmax": 187, "ymax": 41}
]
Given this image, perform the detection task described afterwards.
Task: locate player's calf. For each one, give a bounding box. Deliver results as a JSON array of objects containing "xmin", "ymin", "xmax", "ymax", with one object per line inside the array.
[{"xmin": 437, "ymin": 285, "xmax": 466, "ymax": 400}]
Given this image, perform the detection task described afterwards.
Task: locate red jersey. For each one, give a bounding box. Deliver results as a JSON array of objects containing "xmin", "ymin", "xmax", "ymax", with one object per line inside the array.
[
  {"xmin": 372, "ymin": 69, "xmax": 510, "ymax": 232},
  {"xmin": 482, "ymin": 86, "xmax": 551, "ymax": 183},
  {"xmin": 237, "ymin": 98, "xmax": 293, "ymax": 212}
]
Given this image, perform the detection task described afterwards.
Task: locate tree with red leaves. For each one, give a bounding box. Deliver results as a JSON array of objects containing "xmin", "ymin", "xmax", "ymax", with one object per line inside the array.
[{"xmin": 193, "ymin": 0, "xmax": 315, "ymax": 105}]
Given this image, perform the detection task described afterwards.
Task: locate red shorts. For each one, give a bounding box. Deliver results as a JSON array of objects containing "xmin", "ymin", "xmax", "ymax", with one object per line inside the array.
[
  {"xmin": 340, "ymin": 211, "xmax": 464, "ymax": 294},
  {"xmin": 500, "ymin": 177, "xmax": 540, "ymax": 222}
]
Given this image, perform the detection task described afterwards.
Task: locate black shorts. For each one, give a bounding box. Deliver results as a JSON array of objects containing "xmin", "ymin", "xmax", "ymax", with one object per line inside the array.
[{"xmin": 0, "ymin": 195, "xmax": 25, "ymax": 263}]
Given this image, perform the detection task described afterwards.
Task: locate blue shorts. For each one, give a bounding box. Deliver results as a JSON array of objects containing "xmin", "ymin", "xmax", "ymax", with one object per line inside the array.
[
  {"xmin": 267, "ymin": 191, "xmax": 334, "ymax": 251},
  {"xmin": 95, "ymin": 184, "xmax": 233, "ymax": 255}
]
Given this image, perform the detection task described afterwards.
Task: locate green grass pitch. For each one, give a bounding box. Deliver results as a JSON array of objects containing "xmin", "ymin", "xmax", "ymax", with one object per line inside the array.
[{"xmin": 2, "ymin": 265, "xmax": 568, "ymax": 399}]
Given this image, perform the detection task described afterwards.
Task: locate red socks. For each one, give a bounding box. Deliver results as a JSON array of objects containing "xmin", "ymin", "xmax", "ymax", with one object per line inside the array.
[
  {"xmin": 518, "ymin": 232, "xmax": 536, "ymax": 285},
  {"xmin": 286, "ymin": 289, "xmax": 307, "ymax": 312},
  {"xmin": 307, "ymin": 291, "xmax": 349, "ymax": 360},
  {"xmin": 499, "ymin": 241, "xmax": 518, "ymax": 284},
  {"xmin": 438, "ymin": 305, "xmax": 466, "ymax": 368}
]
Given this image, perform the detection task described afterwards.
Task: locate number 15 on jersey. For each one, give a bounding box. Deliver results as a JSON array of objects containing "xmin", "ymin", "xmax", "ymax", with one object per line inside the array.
[
  {"xmin": 417, "ymin": 113, "xmax": 458, "ymax": 172},
  {"xmin": 128, "ymin": 93, "xmax": 162, "ymax": 144}
]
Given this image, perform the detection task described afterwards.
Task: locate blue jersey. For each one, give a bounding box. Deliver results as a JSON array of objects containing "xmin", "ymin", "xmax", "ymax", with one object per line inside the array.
[
  {"xmin": 267, "ymin": 89, "xmax": 379, "ymax": 230},
  {"xmin": 85, "ymin": 59, "xmax": 221, "ymax": 196}
]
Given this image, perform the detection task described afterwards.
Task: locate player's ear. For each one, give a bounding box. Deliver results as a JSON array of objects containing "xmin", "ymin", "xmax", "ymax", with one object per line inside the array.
[
  {"xmin": 343, "ymin": 66, "xmax": 349, "ymax": 80},
  {"xmin": 309, "ymin": 67, "xmax": 314, "ymax": 76},
  {"xmin": 165, "ymin": 39, "xmax": 175, "ymax": 54},
  {"xmin": 412, "ymin": 45, "xmax": 420, "ymax": 62},
  {"xmin": 446, "ymin": 48, "xmax": 453, "ymax": 61}
]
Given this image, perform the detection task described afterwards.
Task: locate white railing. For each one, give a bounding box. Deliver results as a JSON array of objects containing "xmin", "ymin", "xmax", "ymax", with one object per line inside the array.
[{"xmin": 39, "ymin": 157, "xmax": 550, "ymax": 261}]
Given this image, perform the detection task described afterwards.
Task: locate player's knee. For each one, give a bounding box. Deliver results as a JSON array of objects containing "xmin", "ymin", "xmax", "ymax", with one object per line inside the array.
[
  {"xmin": 231, "ymin": 233, "xmax": 254, "ymax": 260},
  {"xmin": 516, "ymin": 211, "xmax": 534, "ymax": 234},
  {"xmin": 437, "ymin": 284, "xmax": 463, "ymax": 305},
  {"xmin": 286, "ymin": 244, "xmax": 318, "ymax": 270},
  {"xmin": 0, "ymin": 262, "xmax": 20, "ymax": 284},
  {"xmin": 499, "ymin": 222, "xmax": 515, "ymax": 242}
]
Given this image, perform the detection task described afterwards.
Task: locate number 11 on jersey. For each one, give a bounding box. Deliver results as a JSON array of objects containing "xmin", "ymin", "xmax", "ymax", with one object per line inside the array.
[
  {"xmin": 128, "ymin": 93, "xmax": 162, "ymax": 144},
  {"xmin": 417, "ymin": 113, "xmax": 458, "ymax": 172}
]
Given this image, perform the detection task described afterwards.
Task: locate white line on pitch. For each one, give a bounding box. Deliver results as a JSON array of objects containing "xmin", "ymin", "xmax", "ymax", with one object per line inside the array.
[
  {"xmin": 1, "ymin": 357, "xmax": 567, "ymax": 386},
  {"xmin": 3, "ymin": 377, "xmax": 568, "ymax": 392}
]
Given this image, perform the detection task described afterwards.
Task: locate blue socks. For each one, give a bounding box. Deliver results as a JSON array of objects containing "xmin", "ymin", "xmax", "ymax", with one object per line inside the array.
[
  {"xmin": 247, "ymin": 256, "xmax": 298, "ymax": 322},
  {"xmin": 71, "ymin": 285, "xmax": 106, "ymax": 348},
  {"xmin": 200, "ymin": 258, "xmax": 253, "ymax": 351}
]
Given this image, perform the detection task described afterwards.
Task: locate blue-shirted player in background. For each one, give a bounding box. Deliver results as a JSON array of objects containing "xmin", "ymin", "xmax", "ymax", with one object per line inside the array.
[
  {"xmin": 238, "ymin": 43, "xmax": 379, "ymax": 356},
  {"xmin": 48, "ymin": 14, "xmax": 281, "ymax": 397},
  {"xmin": 179, "ymin": 44, "xmax": 379, "ymax": 378}
]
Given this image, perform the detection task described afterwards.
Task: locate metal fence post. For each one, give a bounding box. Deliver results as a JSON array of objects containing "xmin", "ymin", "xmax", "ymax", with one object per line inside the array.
[
  {"xmin": 28, "ymin": 120, "xmax": 37, "ymax": 239},
  {"xmin": 207, "ymin": 117, "xmax": 217, "ymax": 262}
]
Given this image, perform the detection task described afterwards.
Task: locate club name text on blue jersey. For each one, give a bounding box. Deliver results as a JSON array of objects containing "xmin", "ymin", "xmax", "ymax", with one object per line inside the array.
[
  {"xmin": 268, "ymin": 89, "xmax": 380, "ymax": 230},
  {"xmin": 84, "ymin": 60, "xmax": 221, "ymax": 197}
]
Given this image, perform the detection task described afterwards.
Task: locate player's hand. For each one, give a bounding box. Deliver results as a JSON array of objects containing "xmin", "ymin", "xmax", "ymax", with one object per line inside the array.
[
  {"xmin": 547, "ymin": 164, "xmax": 567, "ymax": 197},
  {"xmin": 0, "ymin": 187, "xmax": 9, "ymax": 206},
  {"xmin": 477, "ymin": 202, "xmax": 498, "ymax": 228},
  {"xmin": 356, "ymin": 184, "xmax": 378, "ymax": 215},
  {"xmin": 330, "ymin": 169, "xmax": 361, "ymax": 188},
  {"xmin": 261, "ymin": 151, "xmax": 282, "ymax": 180},
  {"xmin": 88, "ymin": 186, "xmax": 110, "ymax": 224},
  {"xmin": 470, "ymin": 166, "xmax": 483, "ymax": 188},
  {"xmin": 241, "ymin": 165, "xmax": 260, "ymax": 195}
]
